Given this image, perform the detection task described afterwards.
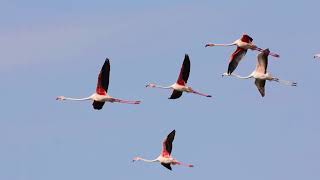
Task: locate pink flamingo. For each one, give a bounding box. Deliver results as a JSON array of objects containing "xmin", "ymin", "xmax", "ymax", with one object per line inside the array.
[
  {"xmin": 56, "ymin": 58, "xmax": 141, "ymax": 110},
  {"xmin": 205, "ymin": 34, "xmax": 280, "ymax": 75},
  {"xmin": 222, "ymin": 49, "xmax": 297, "ymax": 97},
  {"xmin": 146, "ymin": 54, "xmax": 212, "ymax": 99},
  {"xmin": 133, "ymin": 130, "xmax": 194, "ymax": 171}
]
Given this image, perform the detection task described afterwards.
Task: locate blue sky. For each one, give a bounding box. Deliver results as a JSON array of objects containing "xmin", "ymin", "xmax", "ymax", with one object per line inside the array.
[{"xmin": 0, "ymin": 1, "xmax": 320, "ymax": 180}]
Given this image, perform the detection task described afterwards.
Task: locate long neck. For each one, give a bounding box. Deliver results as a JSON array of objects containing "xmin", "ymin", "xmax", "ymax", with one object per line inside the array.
[
  {"xmin": 230, "ymin": 73, "xmax": 253, "ymax": 79},
  {"xmin": 64, "ymin": 96, "xmax": 92, "ymax": 101},
  {"xmin": 152, "ymin": 84, "xmax": 172, "ymax": 89},
  {"xmin": 213, "ymin": 43, "xmax": 235, "ymax": 47},
  {"xmin": 138, "ymin": 157, "xmax": 159, "ymax": 163}
]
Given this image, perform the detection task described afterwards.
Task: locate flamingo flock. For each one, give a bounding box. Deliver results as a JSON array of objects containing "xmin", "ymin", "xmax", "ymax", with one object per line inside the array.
[{"xmin": 55, "ymin": 33, "xmax": 306, "ymax": 171}]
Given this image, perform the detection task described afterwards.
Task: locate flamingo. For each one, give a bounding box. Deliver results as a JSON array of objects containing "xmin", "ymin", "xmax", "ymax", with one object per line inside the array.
[
  {"xmin": 146, "ymin": 54, "xmax": 212, "ymax": 99},
  {"xmin": 56, "ymin": 58, "xmax": 141, "ymax": 110},
  {"xmin": 222, "ymin": 49, "xmax": 297, "ymax": 97},
  {"xmin": 314, "ymin": 54, "xmax": 320, "ymax": 58},
  {"xmin": 133, "ymin": 130, "xmax": 194, "ymax": 171},
  {"xmin": 205, "ymin": 34, "xmax": 280, "ymax": 75}
]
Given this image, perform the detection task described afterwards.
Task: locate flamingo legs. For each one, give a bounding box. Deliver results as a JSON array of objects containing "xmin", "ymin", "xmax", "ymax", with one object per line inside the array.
[
  {"xmin": 174, "ymin": 161, "xmax": 194, "ymax": 167},
  {"xmin": 112, "ymin": 98, "xmax": 141, "ymax": 104},
  {"xmin": 190, "ymin": 90, "xmax": 212, "ymax": 97},
  {"xmin": 272, "ymin": 78, "xmax": 297, "ymax": 86}
]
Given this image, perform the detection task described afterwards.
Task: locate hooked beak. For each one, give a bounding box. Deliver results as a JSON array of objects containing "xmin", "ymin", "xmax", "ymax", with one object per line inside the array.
[{"xmin": 205, "ymin": 43, "xmax": 214, "ymax": 47}]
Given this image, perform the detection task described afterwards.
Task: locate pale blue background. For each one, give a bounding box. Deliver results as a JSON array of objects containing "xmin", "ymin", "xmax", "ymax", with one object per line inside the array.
[{"xmin": 0, "ymin": 1, "xmax": 319, "ymax": 179}]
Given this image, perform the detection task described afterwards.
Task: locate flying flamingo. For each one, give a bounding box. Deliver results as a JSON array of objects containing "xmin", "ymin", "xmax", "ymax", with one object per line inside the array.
[
  {"xmin": 133, "ymin": 130, "xmax": 194, "ymax": 171},
  {"xmin": 56, "ymin": 58, "xmax": 141, "ymax": 110},
  {"xmin": 146, "ymin": 54, "xmax": 212, "ymax": 99},
  {"xmin": 222, "ymin": 49, "xmax": 297, "ymax": 97},
  {"xmin": 205, "ymin": 34, "xmax": 280, "ymax": 75},
  {"xmin": 314, "ymin": 54, "xmax": 320, "ymax": 58}
]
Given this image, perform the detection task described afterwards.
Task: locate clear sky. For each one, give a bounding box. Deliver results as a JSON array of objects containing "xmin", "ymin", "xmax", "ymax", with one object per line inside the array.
[{"xmin": 1, "ymin": 0, "xmax": 320, "ymax": 180}]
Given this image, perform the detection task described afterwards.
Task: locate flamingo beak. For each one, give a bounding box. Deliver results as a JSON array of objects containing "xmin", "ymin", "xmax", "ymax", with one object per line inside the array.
[{"xmin": 205, "ymin": 43, "xmax": 214, "ymax": 47}]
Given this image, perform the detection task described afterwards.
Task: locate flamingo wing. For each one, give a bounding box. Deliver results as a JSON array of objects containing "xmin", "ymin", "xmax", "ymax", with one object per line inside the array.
[
  {"xmin": 255, "ymin": 50, "xmax": 269, "ymax": 74},
  {"xmin": 227, "ymin": 47, "xmax": 247, "ymax": 74},
  {"xmin": 255, "ymin": 79, "xmax": 266, "ymax": 97},
  {"xmin": 169, "ymin": 90, "xmax": 183, "ymax": 99},
  {"xmin": 161, "ymin": 130, "xmax": 175, "ymax": 157},
  {"xmin": 96, "ymin": 59, "xmax": 110, "ymax": 95},
  {"xmin": 176, "ymin": 54, "xmax": 190, "ymax": 86},
  {"xmin": 92, "ymin": 101, "xmax": 105, "ymax": 110},
  {"xmin": 161, "ymin": 163, "xmax": 172, "ymax": 171}
]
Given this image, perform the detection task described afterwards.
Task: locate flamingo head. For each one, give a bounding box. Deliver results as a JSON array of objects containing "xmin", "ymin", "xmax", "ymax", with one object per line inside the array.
[
  {"xmin": 222, "ymin": 72, "xmax": 230, "ymax": 77},
  {"xmin": 205, "ymin": 43, "xmax": 215, "ymax": 47},
  {"xmin": 146, "ymin": 83, "xmax": 156, "ymax": 88},
  {"xmin": 56, "ymin": 96, "xmax": 66, "ymax": 101},
  {"xmin": 263, "ymin": 48, "xmax": 270, "ymax": 55},
  {"xmin": 132, "ymin": 157, "xmax": 141, "ymax": 162}
]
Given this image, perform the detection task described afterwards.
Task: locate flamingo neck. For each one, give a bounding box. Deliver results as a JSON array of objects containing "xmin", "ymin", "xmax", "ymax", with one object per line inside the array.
[
  {"xmin": 213, "ymin": 43, "xmax": 235, "ymax": 47},
  {"xmin": 154, "ymin": 84, "xmax": 172, "ymax": 89},
  {"xmin": 138, "ymin": 157, "xmax": 159, "ymax": 163},
  {"xmin": 228, "ymin": 73, "xmax": 253, "ymax": 79},
  {"xmin": 64, "ymin": 96, "xmax": 92, "ymax": 101}
]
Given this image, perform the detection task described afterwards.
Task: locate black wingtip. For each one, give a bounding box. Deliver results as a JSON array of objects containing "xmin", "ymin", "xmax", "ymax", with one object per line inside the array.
[
  {"xmin": 104, "ymin": 58, "xmax": 110, "ymax": 63},
  {"xmin": 184, "ymin": 54, "xmax": 190, "ymax": 60}
]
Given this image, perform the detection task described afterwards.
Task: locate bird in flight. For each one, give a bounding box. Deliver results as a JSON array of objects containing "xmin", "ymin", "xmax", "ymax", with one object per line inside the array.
[
  {"xmin": 222, "ymin": 49, "xmax": 297, "ymax": 97},
  {"xmin": 146, "ymin": 54, "xmax": 212, "ymax": 99},
  {"xmin": 56, "ymin": 58, "xmax": 141, "ymax": 110},
  {"xmin": 205, "ymin": 34, "xmax": 280, "ymax": 75},
  {"xmin": 133, "ymin": 130, "xmax": 194, "ymax": 171}
]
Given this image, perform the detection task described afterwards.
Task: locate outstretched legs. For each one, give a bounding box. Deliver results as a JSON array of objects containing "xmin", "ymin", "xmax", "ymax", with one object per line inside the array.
[
  {"xmin": 272, "ymin": 78, "xmax": 297, "ymax": 86},
  {"xmin": 174, "ymin": 161, "xmax": 194, "ymax": 168},
  {"xmin": 191, "ymin": 90, "xmax": 212, "ymax": 98},
  {"xmin": 112, "ymin": 98, "xmax": 141, "ymax": 104}
]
